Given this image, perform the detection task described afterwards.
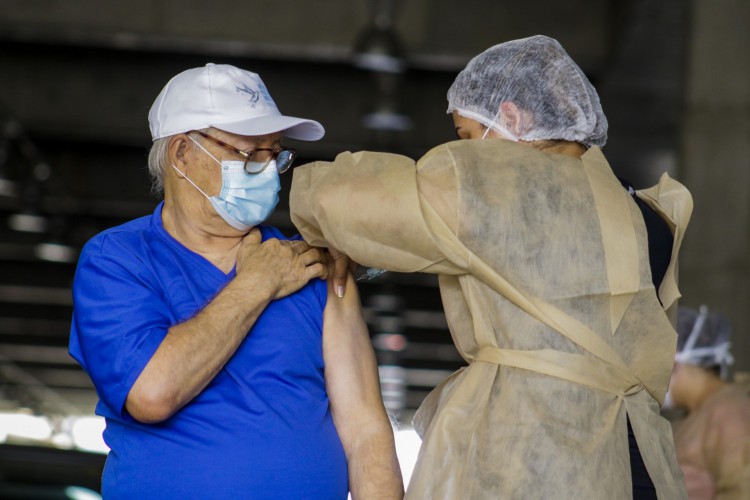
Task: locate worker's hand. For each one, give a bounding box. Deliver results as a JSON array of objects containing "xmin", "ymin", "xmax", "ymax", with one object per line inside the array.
[
  {"xmin": 327, "ymin": 246, "xmax": 357, "ymax": 298},
  {"xmin": 235, "ymin": 229, "xmax": 328, "ymax": 299}
]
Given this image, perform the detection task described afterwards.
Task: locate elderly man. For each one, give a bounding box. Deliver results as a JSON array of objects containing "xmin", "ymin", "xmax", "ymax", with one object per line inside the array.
[{"xmin": 69, "ymin": 63, "xmax": 402, "ymax": 499}]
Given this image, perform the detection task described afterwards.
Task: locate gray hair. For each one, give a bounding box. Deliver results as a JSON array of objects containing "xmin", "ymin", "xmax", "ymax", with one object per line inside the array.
[{"xmin": 147, "ymin": 137, "xmax": 170, "ymax": 196}]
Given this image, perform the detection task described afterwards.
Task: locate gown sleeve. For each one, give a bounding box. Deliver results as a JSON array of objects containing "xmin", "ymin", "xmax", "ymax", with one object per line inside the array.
[{"xmin": 290, "ymin": 149, "xmax": 462, "ymax": 275}]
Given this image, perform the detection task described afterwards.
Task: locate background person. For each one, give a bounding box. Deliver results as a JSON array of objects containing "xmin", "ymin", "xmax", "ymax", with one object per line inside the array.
[
  {"xmin": 290, "ymin": 35, "xmax": 690, "ymax": 498},
  {"xmin": 69, "ymin": 63, "xmax": 403, "ymax": 499},
  {"xmin": 667, "ymin": 305, "xmax": 750, "ymax": 499}
]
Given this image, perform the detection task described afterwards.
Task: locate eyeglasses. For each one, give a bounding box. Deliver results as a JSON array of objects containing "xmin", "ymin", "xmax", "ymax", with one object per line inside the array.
[{"xmin": 190, "ymin": 130, "xmax": 297, "ymax": 174}]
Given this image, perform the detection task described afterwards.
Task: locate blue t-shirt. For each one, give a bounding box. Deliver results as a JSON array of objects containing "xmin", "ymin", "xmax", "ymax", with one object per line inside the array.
[{"xmin": 69, "ymin": 203, "xmax": 348, "ymax": 499}]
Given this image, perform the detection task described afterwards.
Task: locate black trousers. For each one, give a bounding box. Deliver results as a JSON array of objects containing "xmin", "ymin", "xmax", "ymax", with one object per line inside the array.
[{"xmin": 628, "ymin": 417, "xmax": 658, "ymax": 500}]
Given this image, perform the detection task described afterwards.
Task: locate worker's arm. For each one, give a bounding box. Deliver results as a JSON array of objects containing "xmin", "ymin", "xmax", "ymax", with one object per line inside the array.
[{"xmin": 291, "ymin": 150, "xmax": 458, "ymax": 276}]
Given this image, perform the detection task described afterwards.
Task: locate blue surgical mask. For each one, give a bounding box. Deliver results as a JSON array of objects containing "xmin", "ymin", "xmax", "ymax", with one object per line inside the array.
[{"xmin": 172, "ymin": 137, "xmax": 280, "ymax": 231}]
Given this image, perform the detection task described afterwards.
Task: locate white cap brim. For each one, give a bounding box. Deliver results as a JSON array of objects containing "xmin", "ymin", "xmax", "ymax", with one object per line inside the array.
[{"xmin": 210, "ymin": 114, "xmax": 325, "ymax": 141}]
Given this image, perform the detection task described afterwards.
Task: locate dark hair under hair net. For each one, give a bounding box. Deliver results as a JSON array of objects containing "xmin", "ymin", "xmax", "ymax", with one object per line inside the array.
[
  {"xmin": 447, "ymin": 35, "xmax": 608, "ymax": 147},
  {"xmin": 676, "ymin": 305, "xmax": 734, "ymax": 373}
]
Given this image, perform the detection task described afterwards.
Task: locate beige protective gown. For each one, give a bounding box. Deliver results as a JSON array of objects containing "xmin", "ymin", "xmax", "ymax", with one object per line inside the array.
[
  {"xmin": 672, "ymin": 383, "xmax": 750, "ymax": 499},
  {"xmin": 290, "ymin": 139, "xmax": 692, "ymax": 499}
]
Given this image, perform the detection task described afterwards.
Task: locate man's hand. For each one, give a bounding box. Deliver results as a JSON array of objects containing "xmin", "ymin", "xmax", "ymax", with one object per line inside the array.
[
  {"xmin": 327, "ymin": 246, "xmax": 356, "ymax": 298},
  {"xmin": 235, "ymin": 229, "xmax": 329, "ymax": 300},
  {"xmin": 127, "ymin": 229, "xmax": 334, "ymax": 423}
]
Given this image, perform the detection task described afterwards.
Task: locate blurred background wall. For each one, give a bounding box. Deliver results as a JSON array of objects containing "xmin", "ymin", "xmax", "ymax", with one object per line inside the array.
[{"xmin": 0, "ymin": 0, "xmax": 747, "ymax": 484}]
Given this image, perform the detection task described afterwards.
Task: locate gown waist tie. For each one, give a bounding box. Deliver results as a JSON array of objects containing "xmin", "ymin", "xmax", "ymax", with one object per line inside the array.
[{"xmin": 474, "ymin": 346, "xmax": 644, "ymax": 399}]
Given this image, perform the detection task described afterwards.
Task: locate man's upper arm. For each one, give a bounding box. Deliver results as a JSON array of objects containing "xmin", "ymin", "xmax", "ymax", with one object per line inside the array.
[
  {"xmin": 70, "ymin": 237, "xmax": 170, "ymax": 417},
  {"xmin": 322, "ymin": 274, "xmax": 384, "ymax": 421},
  {"xmin": 322, "ymin": 273, "xmax": 404, "ymax": 496}
]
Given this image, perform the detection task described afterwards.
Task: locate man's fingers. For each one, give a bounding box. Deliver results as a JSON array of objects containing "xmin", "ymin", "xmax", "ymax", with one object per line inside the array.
[
  {"xmin": 243, "ymin": 228, "xmax": 263, "ymax": 244},
  {"xmin": 289, "ymin": 240, "xmax": 314, "ymax": 256},
  {"xmin": 299, "ymin": 247, "xmax": 325, "ymax": 266},
  {"xmin": 305, "ymin": 262, "xmax": 327, "ymax": 281}
]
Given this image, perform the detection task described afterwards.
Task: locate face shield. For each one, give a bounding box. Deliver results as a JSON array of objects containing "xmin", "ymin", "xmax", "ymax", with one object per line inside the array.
[{"xmin": 675, "ymin": 305, "xmax": 735, "ymax": 379}]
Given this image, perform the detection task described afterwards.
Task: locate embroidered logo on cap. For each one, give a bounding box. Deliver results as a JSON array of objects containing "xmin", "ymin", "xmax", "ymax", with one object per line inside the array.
[{"xmin": 235, "ymin": 83, "xmax": 261, "ymax": 108}]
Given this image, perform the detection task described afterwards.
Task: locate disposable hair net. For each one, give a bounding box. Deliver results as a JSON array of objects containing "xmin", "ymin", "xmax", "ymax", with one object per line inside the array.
[
  {"xmin": 447, "ymin": 35, "xmax": 608, "ymax": 147},
  {"xmin": 676, "ymin": 305, "xmax": 734, "ymax": 377}
]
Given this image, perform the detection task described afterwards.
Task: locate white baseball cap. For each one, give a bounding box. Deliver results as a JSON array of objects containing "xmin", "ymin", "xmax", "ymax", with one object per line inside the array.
[{"xmin": 148, "ymin": 63, "xmax": 325, "ymax": 141}]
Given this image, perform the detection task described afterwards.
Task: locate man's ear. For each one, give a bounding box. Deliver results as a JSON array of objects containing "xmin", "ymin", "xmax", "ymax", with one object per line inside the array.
[
  {"xmin": 499, "ymin": 101, "xmax": 523, "ymax": 135},
  {"xmin": 168, "ymin": 134, "xmax": 191, "ymax": 171}
]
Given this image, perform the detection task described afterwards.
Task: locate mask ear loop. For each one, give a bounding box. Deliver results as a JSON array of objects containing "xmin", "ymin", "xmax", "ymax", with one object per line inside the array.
[
  {"xmin": 171, "ymin": 164, "xmax": 211, "ymax": 200},
  {"xmin": 188, "ymin": 135, "xmax": 222, "ymax": 164},
  {"xmin": 481, "ymin": 106, "xmax": 518, "ymax": 141},
  {"xmin": 482, "ymin": 108, "xmax": 501, "ymax": 140},
  {"xmin": 481, "ymin": 121, "xmax": 495, "ymax": 140},
  {"xmin": 170, "ymin": 135, "xmax": 221, "ymax": 200}
]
